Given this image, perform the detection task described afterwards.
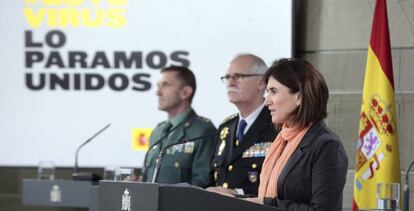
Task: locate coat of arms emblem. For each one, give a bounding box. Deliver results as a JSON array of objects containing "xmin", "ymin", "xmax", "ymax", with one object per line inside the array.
[
  {"xmin": 50, "ymin": 184, "xmax": 61, "ymax": 203},
  {"xmin": 121, "ymin": 188, "xmax": 131, "ymax": 211}
]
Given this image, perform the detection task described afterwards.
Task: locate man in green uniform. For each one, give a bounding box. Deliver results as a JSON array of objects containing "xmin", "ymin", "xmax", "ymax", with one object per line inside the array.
[{"xmin": 142, "ymin": 66, "xmax": 217, "ymax": 188}]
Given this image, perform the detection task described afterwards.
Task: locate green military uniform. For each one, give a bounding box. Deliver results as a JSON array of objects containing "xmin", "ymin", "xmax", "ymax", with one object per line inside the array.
[{"xmin": 143, "ymin": 108, "xmax": 217, "ymax": 187}]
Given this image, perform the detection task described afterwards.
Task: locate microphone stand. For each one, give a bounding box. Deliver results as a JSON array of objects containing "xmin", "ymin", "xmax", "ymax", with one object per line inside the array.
[
  {"xmin": 141, "ymin": 140, "xmax": 162, "ymax": 181},
  {"xmin": 72, "ymin": 123, "xmax": 111, "ymax": 181},
  {"xmin": 141, "ymin": 124, "xmax": 174, "ymax": 181},
  {"xmin": 404, "ymin": 160, "xmax": 414, "ymax": 211},
  {"xmin": 151, "ymin": 134, "xmax": 217, "ymax": 183}
]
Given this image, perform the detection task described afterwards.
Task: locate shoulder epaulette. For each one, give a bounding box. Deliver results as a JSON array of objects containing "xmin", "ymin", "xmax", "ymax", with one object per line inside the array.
[
  {"xmin": 155, "ymin": 121, "xmax": 166, "ymax": 127},
  {"xmin": 197, "ymin": 116, "xmax": 212, "ymax": 123},
  {"xmin": 221, "ymin": 113, "xmax": 238, "ymax": 124}
]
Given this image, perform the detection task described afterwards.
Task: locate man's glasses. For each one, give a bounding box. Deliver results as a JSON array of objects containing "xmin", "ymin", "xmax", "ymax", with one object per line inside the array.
[{"xmin": 220, "ymin": 73, "xmax": 262, "ymax": 83}]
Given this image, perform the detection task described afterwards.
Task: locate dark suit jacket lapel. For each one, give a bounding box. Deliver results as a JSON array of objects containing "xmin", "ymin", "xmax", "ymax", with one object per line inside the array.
[
  {"xmin": 277, "ymin": 120, "xmax": 326, "ymax": 194},
  {"xmin": 228, "ymin": 108, "xmax": 271, "ymax": 164},
  {"xmin": 223, "ymin": 117, "xmax": 238, "ymax": 165}
]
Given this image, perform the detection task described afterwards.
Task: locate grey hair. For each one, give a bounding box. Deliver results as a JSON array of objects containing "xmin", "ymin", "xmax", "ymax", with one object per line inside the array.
[{"xmin": 233, "ymin": 53, "xmax": 268, "ymax": 75}]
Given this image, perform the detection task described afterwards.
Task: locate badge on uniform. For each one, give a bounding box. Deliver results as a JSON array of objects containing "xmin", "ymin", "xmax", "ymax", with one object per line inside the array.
[
  {"xmin": 218, "ymin": 127, "xmax": 229, "ymax": 156},
  {"xmin": 184, "ymin": 121, "xmax": 191, "ymax": 127},
  {"xmin": 242, "ymin": 142, "xmax": 272, "ymax": 158},
  {"xmin": 217, "ymin": 140, "xmax": 226, "ymax": 156},
  {"xmin": 248, "ymin": 171, "xmax": 258, "ymax": 183},
  {"xmin": 214, "ymin": 171, "xmax": 218, "ymax": 181},
  {"xmin": 166, "ymin": 142, "xmax": 194, "ymax": 155},
  {"xmin": 220, "ymin": 127, "xmax": 229, "ymax": 140},
  {"xmin": 183, "ymin": 142, "xmax": 194, "ymax": 154}
]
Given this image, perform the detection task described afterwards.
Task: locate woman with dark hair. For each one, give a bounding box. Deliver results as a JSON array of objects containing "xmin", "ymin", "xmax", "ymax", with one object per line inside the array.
[{"xmin": 247, "ymin": 58, "xmax": 348, "ymax": 211}]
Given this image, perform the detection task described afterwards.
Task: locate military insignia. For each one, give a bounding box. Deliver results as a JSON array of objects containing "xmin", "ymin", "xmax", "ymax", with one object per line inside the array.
[
  {"xmin": 198, "ymin": 116, "xmax": 212, "ymax": 123},
  {"xmin": 252, "ymin": 163, "xmax": 257, "ymax": 169},
  {"xmin": 155, "ymin": 121, "xmax": 166, "ymax": 127},
  {"xmin": 248, "ymin": 172, "xmax": 258, "ymax": 183},
  {"xmin": 121, "ymin": 188, "xmax": 131, "ymax": 211},
  {"xmin": 242, "ymin": 141, "xmax": 272, "ymax": 158},
  {"xmin": 220, "ymin": 127, "xmax": 229, "ymax": 140},
  {"xmin": 221, "ymin": 113, "xmax": 238, "ymax": 124},
  {"xmin": 184, "ymin": 121, "xmax": 191, "ymax": 127},
  {"xmin": 184, "ymin": 142, "xmax": 194, "ymax": 154},
  {"xmin": 217, "ymin": 140, "xmax": 226, "ymax": 156},
  {"xmin": 222, "ymin": 182, "xmax": 229, "ymax": 188},
  {"xmin": 167, "ymin": 144, "xmax": 184, "ymax": 155}
]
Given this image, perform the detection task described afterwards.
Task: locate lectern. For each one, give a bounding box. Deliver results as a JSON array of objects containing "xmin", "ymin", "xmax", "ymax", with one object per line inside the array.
[
  {"xmin": 22, "ymin": 179, "xmax": 98, "ymax": 211},
  {"xmin": 98, "ymin": 181, "xmax": 282, "ymax": 211}
]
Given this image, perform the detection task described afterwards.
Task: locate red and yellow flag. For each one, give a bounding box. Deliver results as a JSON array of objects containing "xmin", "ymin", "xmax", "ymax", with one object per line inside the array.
[
  {"xmin": 131, "ymin": 128, "xmax": 153, "ymax": 151},
  {"xmin": 353, "ymin": 0, "xmax": 401, "ymax": 210}
]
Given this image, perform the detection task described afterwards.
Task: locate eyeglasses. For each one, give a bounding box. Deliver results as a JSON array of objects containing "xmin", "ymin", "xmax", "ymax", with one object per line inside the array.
[{"xmin": 220, "ymin": 73, "xmax": 262, "ymax": 83}]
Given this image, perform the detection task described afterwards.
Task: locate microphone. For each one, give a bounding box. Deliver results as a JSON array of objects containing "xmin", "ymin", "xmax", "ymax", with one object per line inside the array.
[
  {"xmin": 141, "ymin": 124, "xmax": 175, "ymax": 181},
  {"xmin": 404, "ymin": 160, "xmax": 414, "ymax": 211},
  {"xmin": 72, "ymin": 123, "xmax": 111, "ymax": 181},
  {"xmin": 151, "ymin": 133, "xmax": 218, "ymax": 183}
]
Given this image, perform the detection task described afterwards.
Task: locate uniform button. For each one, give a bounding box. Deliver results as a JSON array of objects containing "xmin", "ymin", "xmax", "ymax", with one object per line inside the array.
[
  {"xmin": 222, "ymin": 182, "xmax": 228, "ymax": 188},
  {"xmin": 252, "ymin": 163, "xmax": 257, "ymax": 169},
  {"xmin": 174, "ymin": 162, "xmax": 180, "ymax": 168},
  {"xmin": 227, "ymin": 165, "xmax": 233, "ymax": 172},
  {"xmin": 214, "ymin": 163, "xmax": 217, "ymax": 168},
  {"xmin": 214, "ymin": 171, "xmax": 218, "ymax": 181},
  {"xmin": 235, "ymin": 140, "xmax": 239, "ymax": 146}
]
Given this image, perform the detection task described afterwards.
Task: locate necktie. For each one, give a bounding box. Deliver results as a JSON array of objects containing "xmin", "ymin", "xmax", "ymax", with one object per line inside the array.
[
  {"xmin": 162, "ymin": 122, "xmax": 172, "ymax": 136},
  {"xmin": 158, "ymin": 122, "xmax": 172, "ymax": 149},
  {"xmin": 236, "ymin": 119, "xmax": 247, "ymax": 142}
]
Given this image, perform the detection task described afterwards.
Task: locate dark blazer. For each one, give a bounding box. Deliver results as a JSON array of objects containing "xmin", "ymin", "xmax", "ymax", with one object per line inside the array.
[
  {"xmin": 264, "ymin": 120, "xmax": 348, "ymax": 211},
  {"xmin": 211, "ymin": 107, "xmax": 278, "ymax": 195}
]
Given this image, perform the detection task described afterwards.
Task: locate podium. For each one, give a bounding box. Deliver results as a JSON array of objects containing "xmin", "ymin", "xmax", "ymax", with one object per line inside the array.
[
  {"xmin": 98, "ymin": 181, "xmax": 282, "ymax": 211},
  {"xmin": 22, "ymin": 179, "xmax": 98, "ymax": 211}
]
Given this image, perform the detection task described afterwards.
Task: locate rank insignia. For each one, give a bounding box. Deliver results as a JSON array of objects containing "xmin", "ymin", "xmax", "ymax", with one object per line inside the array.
[
  {"xmin": 220, "ymin": 127, "xmax": 229, "ymax": 140},
  {"xmin": 217, "ymin": 140, "xmax": 226, "ymax": 156},
  {"xmin": 248, "ymin": 172, "xmax": 258, "ymax": 183}
]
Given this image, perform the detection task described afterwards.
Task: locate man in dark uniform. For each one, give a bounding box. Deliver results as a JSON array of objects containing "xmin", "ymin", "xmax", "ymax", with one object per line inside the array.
[
  {"xmin": 208, "ymin": 54, "xmax": 277, "ymax": 196},
  {"xmin": 142, "ymin": 66, "xmax": 217, "ymax": 188}
]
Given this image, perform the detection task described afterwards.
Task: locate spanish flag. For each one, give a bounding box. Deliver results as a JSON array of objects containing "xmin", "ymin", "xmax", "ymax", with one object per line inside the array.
[
  {"xmin": 353, "ymin": 0, "xmax": 401, "ymax": 210},
  {"xmin": 131, "ymin": 128, "xmax": 153, "ymax": 151}
]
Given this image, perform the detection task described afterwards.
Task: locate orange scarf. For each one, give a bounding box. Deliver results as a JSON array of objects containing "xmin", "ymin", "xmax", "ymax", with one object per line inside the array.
[{"xmin": 258, "ymin": 123, "xmax": 311, "ymax": 198}]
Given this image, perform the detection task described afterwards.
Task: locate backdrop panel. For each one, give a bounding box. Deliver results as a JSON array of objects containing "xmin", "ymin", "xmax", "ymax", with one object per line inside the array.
[{"xmin": 0, "ymin": 0, "xmax": 292, "ymax": 167}]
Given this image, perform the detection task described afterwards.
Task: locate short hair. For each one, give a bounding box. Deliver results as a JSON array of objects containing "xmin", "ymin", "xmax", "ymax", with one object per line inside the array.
[
  {"xmin": 161, "ymin": 65, "xmax": 196, "ymax": 102},
  {"xmin": 263, "ymin": 58, "xmax": 329, "ymax": 127},
  {"xmin": 233, "ymin": 53, "xmax": 268, "ymax": 75}
]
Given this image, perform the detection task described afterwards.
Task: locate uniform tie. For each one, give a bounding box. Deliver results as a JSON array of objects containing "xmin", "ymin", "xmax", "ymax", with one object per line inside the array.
[
  {"xmin": 236, "ymin": 119, "xmax": 247, "ymax": 142},
  {"xmin": 162, "ymin": 122, "xmax": 172, "ymax": 136}
]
